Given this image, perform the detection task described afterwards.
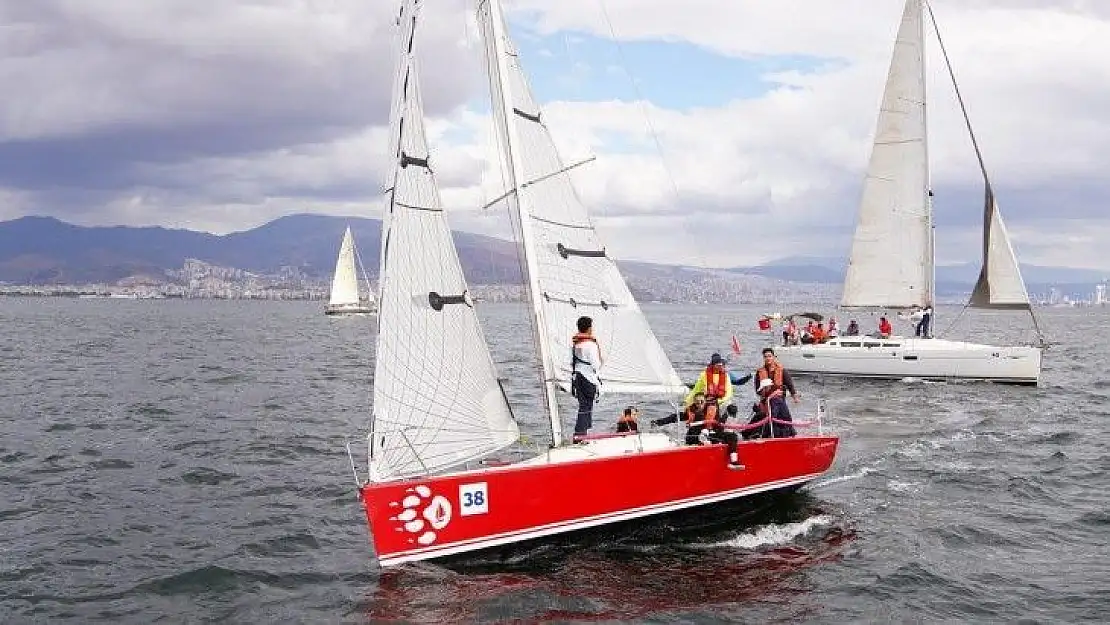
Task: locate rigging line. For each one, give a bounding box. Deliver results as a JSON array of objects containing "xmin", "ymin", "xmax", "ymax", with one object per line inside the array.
[
  {"xmin": 924, "ymin": 0, "xmax": 988, "ymax": 181},
  {"xmin": 477, "ymin": 3, "xmax": 537, "ymax": 357},
  {"xmin": 926, "ymin": 0, "xmax": 1045, "ymax": 340},
  {"xmin": 593, "ymin": 0, "xmax": 709, "ymax": 270},
  {"xmin": 352, "ymin": 229, "xmax": 374, "ymax": 303},
  {"xmin": 938, "ymin": 301, "xmax": 968, "ymax": 338}
]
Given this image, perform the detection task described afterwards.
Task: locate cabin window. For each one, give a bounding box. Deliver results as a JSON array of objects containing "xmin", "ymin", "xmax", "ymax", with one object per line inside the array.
[
  {"xmin": 839, "ymin": 341, "xmax": 861, "ymax": 347},
  {"xmin": 863, "ymin": 342, "xmax": 881, "ymax": 348},
  {"xmin": 885, "ymin": 343, "xmax": 901, "ymax": 348}
]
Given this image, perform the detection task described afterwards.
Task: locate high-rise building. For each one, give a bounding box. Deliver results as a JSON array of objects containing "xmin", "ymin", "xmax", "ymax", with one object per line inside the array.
[{"xmin": 1096, "ymin": 283, "xmax": 1106, "ymax": 306}]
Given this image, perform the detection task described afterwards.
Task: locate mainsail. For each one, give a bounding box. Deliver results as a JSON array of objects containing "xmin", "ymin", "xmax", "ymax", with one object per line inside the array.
[
  {"xmin": 328, "ymin": 226, "xmax": 362, "ymax": 307},
  {"xmin": 369, "ymin": 0, "xmax": 518, "ymax": 481},
  {"xmin": 841, "ymin": 0, "xmax": 932, "ymax": 310},
  {"xmin": 476, "ymin": 0, "xmax": 686, "ymax": 407}
]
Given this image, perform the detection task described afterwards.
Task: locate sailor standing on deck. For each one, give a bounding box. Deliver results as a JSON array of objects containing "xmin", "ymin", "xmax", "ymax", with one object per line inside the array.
[
  {"xmin": 753, "ymin": 347, "xmax": 799, "ymax": 438},
  {"xmin": 571, "ymin": 316, "xmax": 602, "ymax": 440}
]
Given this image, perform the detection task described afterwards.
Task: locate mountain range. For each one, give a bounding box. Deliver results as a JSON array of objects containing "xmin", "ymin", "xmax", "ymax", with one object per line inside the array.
[
  {"xmin": 0, "ymin": 215, "xmax": 1104, "ymax": 293},
  {"xmin": 730, "ymin": 255, "xmax": 1108, "ymax": 294},
  {"xmin": 0, "ymin": 215, "xmax": 521, "ymax": 284}
]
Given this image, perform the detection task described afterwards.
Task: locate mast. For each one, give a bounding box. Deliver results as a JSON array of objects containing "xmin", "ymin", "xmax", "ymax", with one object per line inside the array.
[
  {"xmin": 480, "ymin": 0, "xmax": 564, "ymax": 445},
  {"xmin": 919, "ymin": 0, "xmax": 936, "ymax": 328}
]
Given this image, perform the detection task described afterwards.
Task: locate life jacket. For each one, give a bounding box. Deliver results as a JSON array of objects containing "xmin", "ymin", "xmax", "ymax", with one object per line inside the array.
[
  {"xmin": 617, "ymin": 410, "xmax": 637, "ymax": 426},
  {"xmin": 756, "ymin": 366, "xmax": 784, "ymax": 388},
  {"xmin": 571, "ymin": 332, "xmax": 600, "ymax": 371},
  {"xmin": 704, "ymin": 364, "xmax": 729, "ymax": 399},
  {"xmin": 685, "ymin": 404, "xmax": 717, "ymax": 427}
]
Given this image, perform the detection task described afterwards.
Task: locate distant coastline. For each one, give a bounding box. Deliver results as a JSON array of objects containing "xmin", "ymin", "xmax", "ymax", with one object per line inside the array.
[{"xmin": 1, "ymin": 214, "xmax": 1105, "ymax": 306}]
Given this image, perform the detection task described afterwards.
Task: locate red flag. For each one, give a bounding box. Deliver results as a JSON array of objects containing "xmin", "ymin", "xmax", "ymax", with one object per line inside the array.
[{"xmin": 731, "ymin": 335, "xmax": 742, "ymax": 354}]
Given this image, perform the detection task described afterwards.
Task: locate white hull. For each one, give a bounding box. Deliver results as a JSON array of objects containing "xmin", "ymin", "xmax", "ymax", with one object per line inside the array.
[
  {"xmin": 774, "ymin": 336, "xmax": 1042, "ymax": 385},
  {"xmin": 325, "ymin": 301, "xmax": 377, "ymax": 316}
]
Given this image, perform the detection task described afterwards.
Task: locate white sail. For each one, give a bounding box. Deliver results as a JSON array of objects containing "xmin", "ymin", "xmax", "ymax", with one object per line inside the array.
[
  {"xmin": 476, "ymin": 0, "xmax": 686, "ymax": 396},
  {"xmin": 918, "ymin": 0, "xmax": 1032, "ymax": 313},
  {"xmin": 369, "ymin": 0, "xmax": 518, "ymax": 481},
  {"xmin": 968, "ymin": 186, "xmax": 1031, "ymax": 309},
  {"xmin": 328, "ymin": 226, "xmax": 362, "ymax": 307},
  {"xmin": 842, "ymin": 0, "xmax": 932, "ymax": 310}
]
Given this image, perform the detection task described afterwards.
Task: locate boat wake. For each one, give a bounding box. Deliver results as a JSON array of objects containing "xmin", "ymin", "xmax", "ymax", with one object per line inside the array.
[
  {"xmin": 807, "ymin": 466, "xmax": 876, "ymax": 490},
  {"xmin": 697, "ymin": 514, "xmax": 836, "ymax": 550}
]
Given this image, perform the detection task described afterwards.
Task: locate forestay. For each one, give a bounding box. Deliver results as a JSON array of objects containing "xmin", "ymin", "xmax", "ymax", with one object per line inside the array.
[
  {"xmin": 370, "ymin": 0, "xmax": 518, "ymax": 481},
  {"xmin": 328, "ymin": 227, "xmax": 362, "ymax": 307},
  {"xmin": 476, "ymin": 0, "xmax": 686, "ymax": 395},
  {"xmin": 841, "ymin": 0, "xmax": 933, "ymax": 310}
]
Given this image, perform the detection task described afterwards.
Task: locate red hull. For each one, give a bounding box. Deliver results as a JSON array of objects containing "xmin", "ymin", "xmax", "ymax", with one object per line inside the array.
[{"xmin": 359, "ymin": 435, "xmax": 839, "ymax": 567}]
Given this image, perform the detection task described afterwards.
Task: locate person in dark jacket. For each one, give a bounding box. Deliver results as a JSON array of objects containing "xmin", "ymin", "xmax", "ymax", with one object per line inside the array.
[
  {"xmin": 651, "ymin": 393, "xmax": 742, "ymax": 469},
  {"xmin": 615, "ymin": 406, "xmax": 639, "ymax": 433},
  {"xmin": 751, "ymin": 347, "xmax": 798, "ymax": 438}
]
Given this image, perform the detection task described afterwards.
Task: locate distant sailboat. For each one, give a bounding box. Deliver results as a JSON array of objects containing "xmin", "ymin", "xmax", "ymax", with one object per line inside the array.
[
  {"xmin": 775, "ymin": 0, "xmax": 1045, "ymax": 385},
  {"xmin": 325, "ymin": 226, "xmax": 376, "ymax": 316}
]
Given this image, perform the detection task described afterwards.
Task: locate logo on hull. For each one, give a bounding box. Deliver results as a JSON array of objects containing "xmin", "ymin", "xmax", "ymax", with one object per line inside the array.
[{"xmin": 389, "ymin": 485, "xmax": 452, "ymax": 546}]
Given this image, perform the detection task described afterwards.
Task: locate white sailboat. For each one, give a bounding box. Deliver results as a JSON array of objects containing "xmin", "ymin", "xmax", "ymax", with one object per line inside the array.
[
  {"xmin": 349, "ymin": 0, "xmax": 837, "ymax": 567},
  {"xmin": 775, "ymin": 0, "xmax": 1044, "ymax": 385},
  {"xmin": 325, "ymin": 225, "xmax": 377, "ymax": 315}
]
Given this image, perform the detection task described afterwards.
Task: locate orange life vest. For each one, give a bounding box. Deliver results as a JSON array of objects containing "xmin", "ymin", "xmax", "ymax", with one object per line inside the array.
[
  {"xmin": 617, "ymin": 411, "xmax": 637, "ymax": 425},
  {"xmin": 704, "ymin": 364, "xmax": 728, "ymax": 399},
  {"xmin": 756, "ymin": 365, "xmax": 784, "ymax": 388}
]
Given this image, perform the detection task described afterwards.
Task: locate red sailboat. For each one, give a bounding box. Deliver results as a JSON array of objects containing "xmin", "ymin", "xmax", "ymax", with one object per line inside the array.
[{"xmin": 349, "ymin": 0, "xmax": 839, "ymax": 568}]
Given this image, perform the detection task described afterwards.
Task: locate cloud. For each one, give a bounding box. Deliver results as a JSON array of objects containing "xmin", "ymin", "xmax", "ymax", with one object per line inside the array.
[
  {"xmin": 0, "ymin": 0, "xmax": 477, "ymax": 204},
  {"xmin": 0, "ymin": 0, "xmax": 1108, "ymax": 271}
]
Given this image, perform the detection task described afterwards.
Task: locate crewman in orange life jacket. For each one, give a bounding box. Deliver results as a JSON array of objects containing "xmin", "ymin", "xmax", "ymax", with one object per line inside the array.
[
  {"xmin": 683, "ymin": 353, "xmax": 734, "ymax": 422},
  {"xmin": 752, "ymin": 347, "xmax": 799, "ymax": 438},
  {"xmin": 651, "ymin": 392, "xmax": 742, "ymax": 469}
]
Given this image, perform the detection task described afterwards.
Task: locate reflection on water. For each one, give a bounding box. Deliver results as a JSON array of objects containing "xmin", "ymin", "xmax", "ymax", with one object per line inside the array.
[{"xmin": 364, "ymin": 492, "xmax": 856, "ymax": 623}]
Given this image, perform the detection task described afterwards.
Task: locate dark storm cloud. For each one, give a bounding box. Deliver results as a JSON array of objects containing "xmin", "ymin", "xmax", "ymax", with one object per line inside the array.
[{"xmin": 0, "ymin": 0, "xmax": 479, "ymax": 200}]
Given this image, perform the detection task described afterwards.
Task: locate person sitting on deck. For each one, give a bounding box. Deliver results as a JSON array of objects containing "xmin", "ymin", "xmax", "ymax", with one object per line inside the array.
[
  {"xmin": 615, "ymin": 406, "xmax": 640, "ymax": 433},
  {"xmin": 845, "ymin": 320, "xmax": 860, "ymax": 336},
  {"xmin": 878, "ymin": 316, "xmax": 893, "ymax": 339},
  {"xmin": 828, "ymin": 317, "xmax": 839, "ymax": 338},
  {"xmin": 812, "ymin": 323, "xmax": 828, "ymax": 344},
  {"xmin": 783, "ymin": 318, "xmax": 798, "ymax": 346},
  {"xmin": 651, "ymin": 393, "xmax": 742, "ymax": 469}
]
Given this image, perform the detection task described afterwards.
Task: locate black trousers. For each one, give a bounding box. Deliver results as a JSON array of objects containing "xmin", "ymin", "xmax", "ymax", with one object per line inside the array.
[
  {"xmin": 916, "ymin": 314, "xmax": 931, "ymax": 337},
  {"xmin": 744, "ymin": 398, "xmax": 796, "ymax": 439},
  {"xmin": 571, "ymin": 373, "xmax": 597, "ymax": 436},
  {"xmin": 684, "ymin": 425, "xmax": 738, "ymax": 455}
]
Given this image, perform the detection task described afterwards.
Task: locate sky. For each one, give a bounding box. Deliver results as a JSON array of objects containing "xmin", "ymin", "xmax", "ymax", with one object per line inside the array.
[{"xmin": 1, "ymin": 0, "xmax": 1108, "ymax": 270}]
